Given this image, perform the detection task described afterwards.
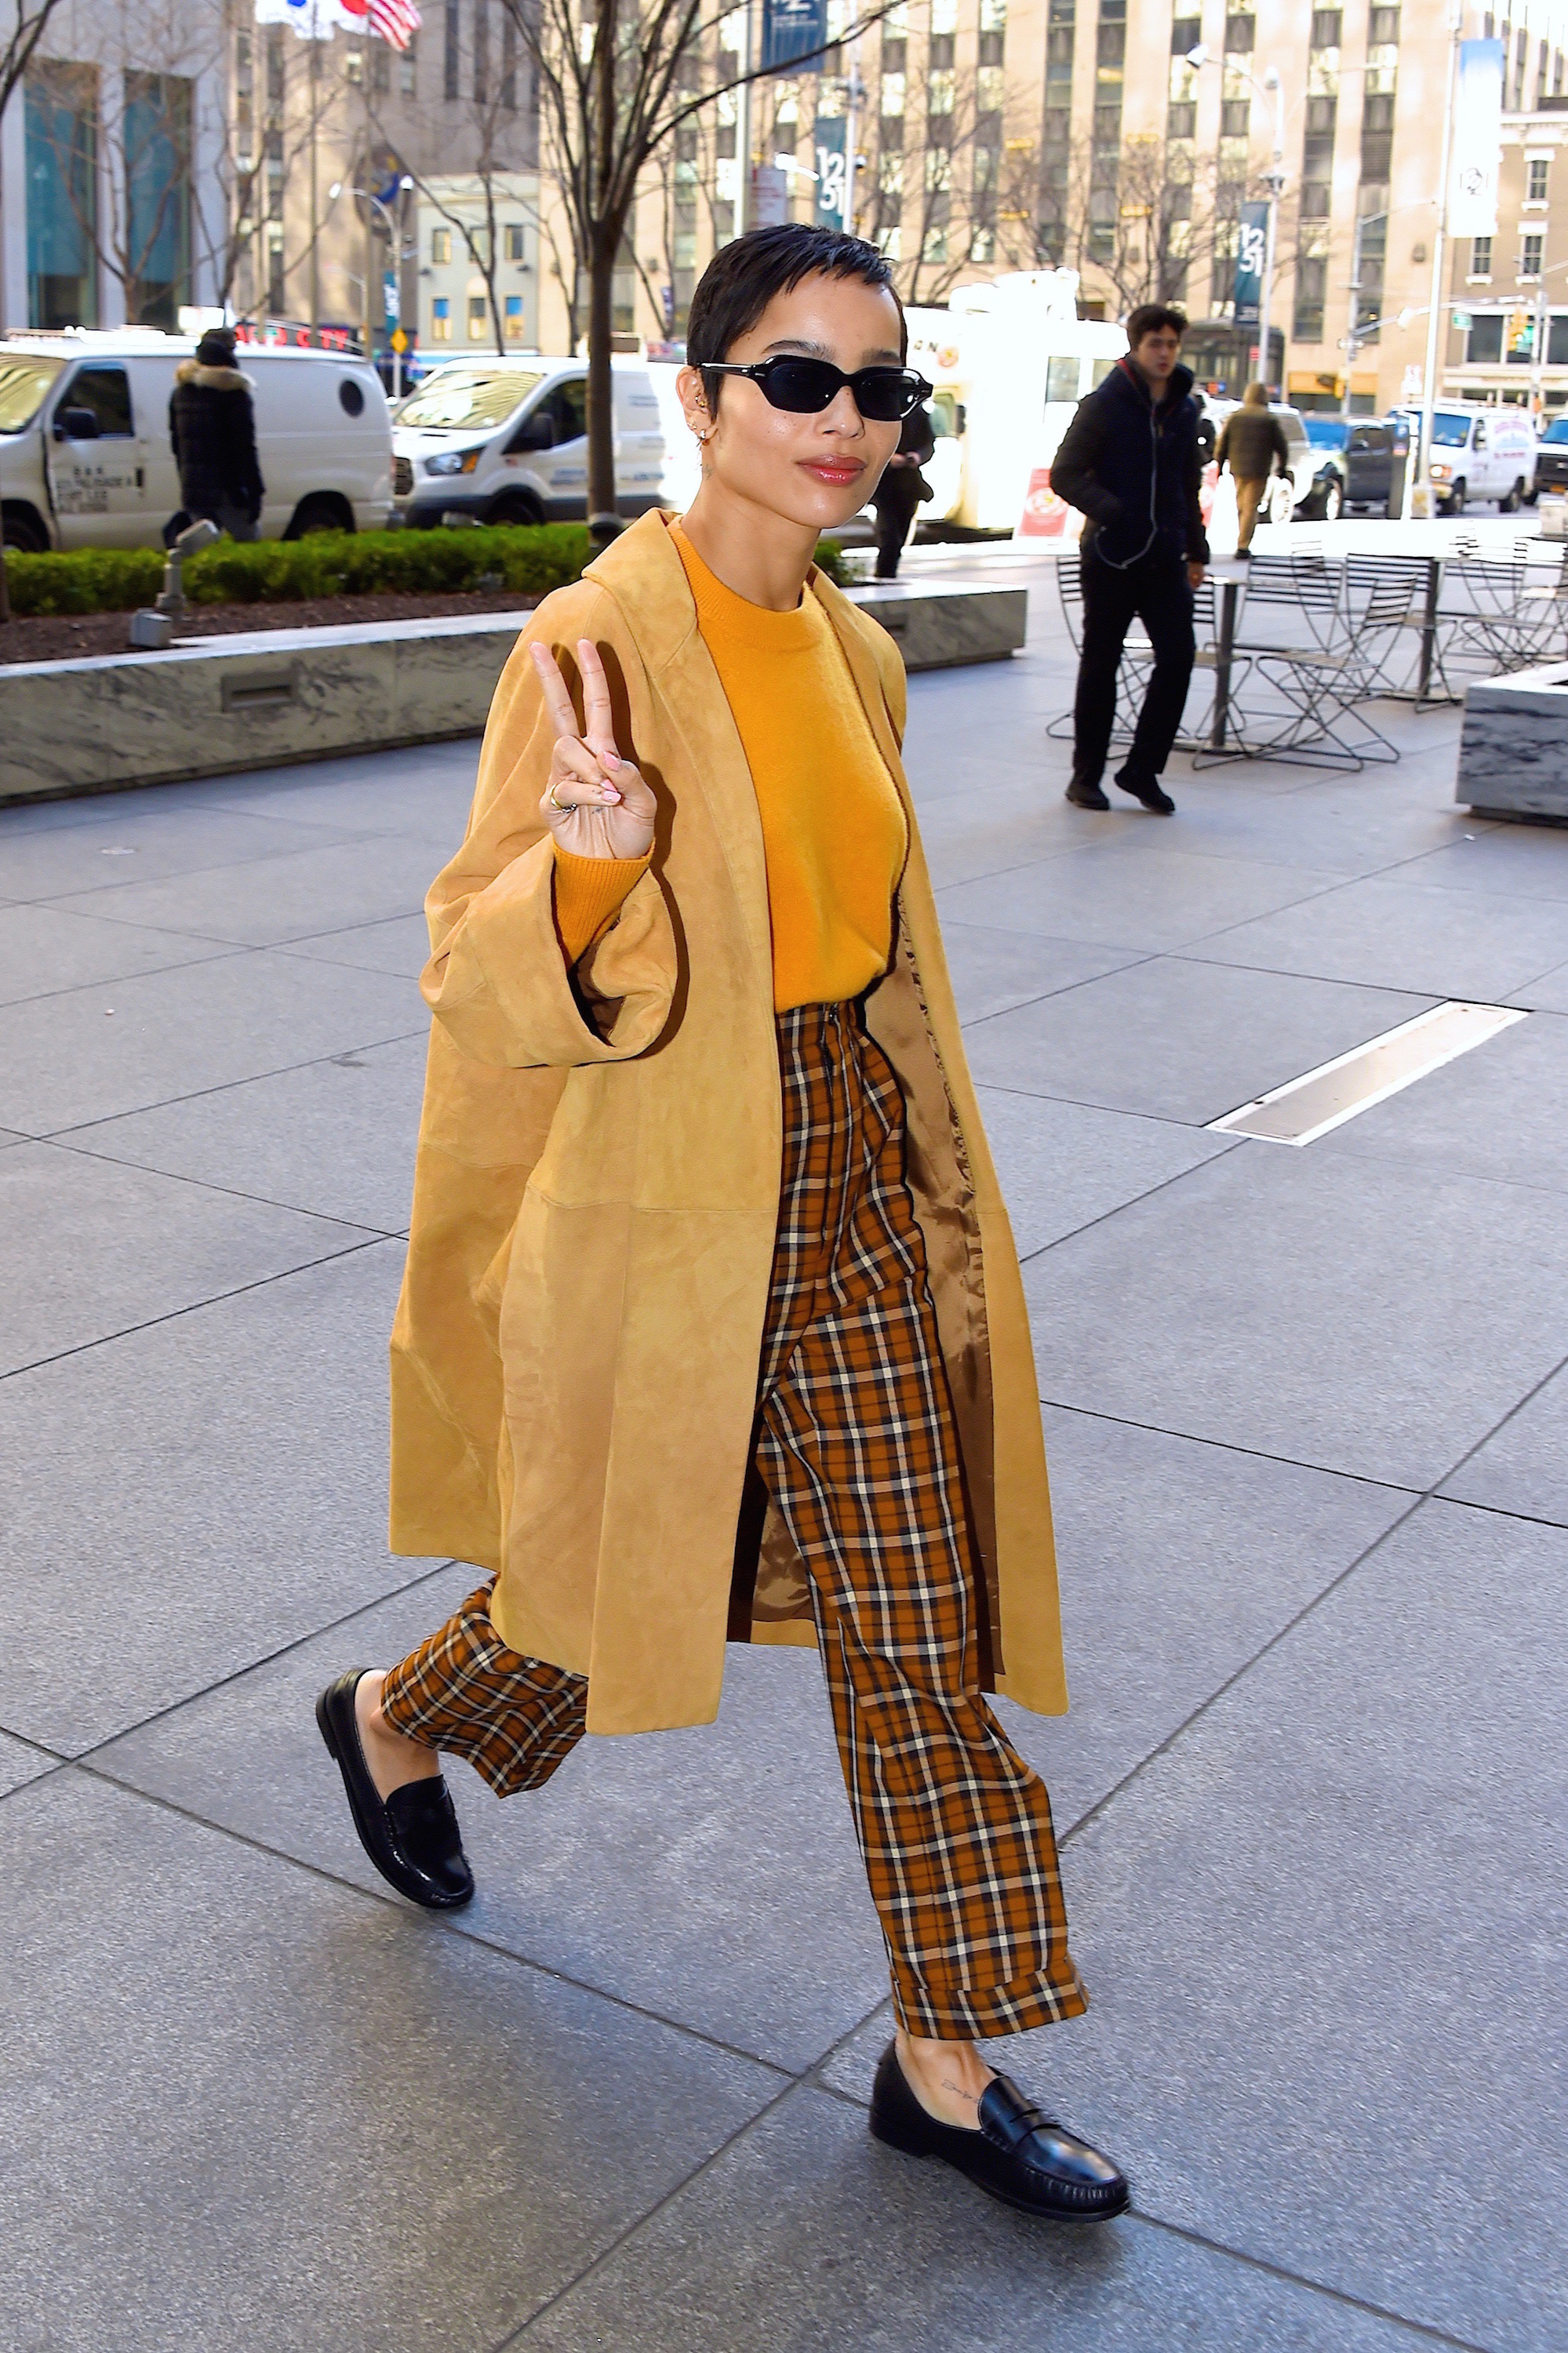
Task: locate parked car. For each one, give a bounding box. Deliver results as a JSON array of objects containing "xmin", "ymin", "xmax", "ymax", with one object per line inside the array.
[
  {"xmin": 1205, "ymin": 398, "xmax": 1322, "ymax": 526},
  {"xmin": 391, "ymin": 355, "xmax": 672, "ymax": 526},
  {"xmin": 0, "ymin": 332, "xmax": 392, "ymax": 551},
  {"xmin": 1532, "ymin": 412, "xmax": 1568, "ymax": 498},
  {"xmin": 1390, "ymin": 402, "xmax": 1537, "ymax": 514},
  {"xmin": 1299, "ymin": 415, "xmax": 1409, "ymax": 518}
]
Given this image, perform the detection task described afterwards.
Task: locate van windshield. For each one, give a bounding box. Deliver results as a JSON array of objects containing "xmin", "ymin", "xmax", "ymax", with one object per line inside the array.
[
  {"xmin": 1431, "ymin": 413, "xmax": 1471, "ymax": 446},
  {"xmin": 0, "ymin": 353, "xmax": 65, "ymax": 433},
  {"xmin": 395, "ymin": 370, "xmax": 544, "ymax": 430},
  {"xmin": 1543, "ymin": 417, "xmax": 1568, "ymax": 444}
]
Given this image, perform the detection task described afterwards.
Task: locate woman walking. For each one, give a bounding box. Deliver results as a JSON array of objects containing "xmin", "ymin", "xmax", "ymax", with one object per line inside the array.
[{"xmin": 317, "ymin": 223, "xmax": 1126, "ymax": 2222}]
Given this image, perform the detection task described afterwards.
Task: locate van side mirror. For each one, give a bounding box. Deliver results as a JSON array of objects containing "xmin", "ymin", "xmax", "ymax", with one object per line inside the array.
[
  {"xmin": 509, "ymin": 411, "xmax": 555, "ymax": 452},
  {"xmin": 54, "ymin": 406, "xmax": 100, "ymax": 442},
  {"xmin": 955, "ymin": 402, "xmax": 967, "ymax": 437}
]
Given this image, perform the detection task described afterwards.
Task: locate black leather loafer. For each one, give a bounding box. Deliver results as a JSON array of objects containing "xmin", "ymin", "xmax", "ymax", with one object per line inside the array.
[
  {"xmin": 1115, "ymin": 773, "xmax": 1177, "ymax": 815},
  {"xmin": 868, "ymin": 2040, "xmax": 1130, "ymax": 2220},
  {"xmin": 315, "ymin": 1668, "xmax": 475, "ymax": 1911},
  {"xmin": 1065, "ymin": 778, "xmax": 1111, "ymax": 809}
]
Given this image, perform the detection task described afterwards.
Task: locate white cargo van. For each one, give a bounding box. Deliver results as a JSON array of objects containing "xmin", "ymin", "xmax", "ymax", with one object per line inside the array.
[
  {"xmin": 0, "ymin": 331, "xmax": 392, "ymax": 551},
  {"xmin": 1395, "ymin": 402, "xmax": 1537, "ymax": 514},
  {"xmin": 391, "ymin": 355, "xmax": 673, "ymax": 526}
]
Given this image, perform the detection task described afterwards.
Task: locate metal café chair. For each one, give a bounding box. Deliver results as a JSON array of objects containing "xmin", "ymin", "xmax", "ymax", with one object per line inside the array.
[{"xmin": 1218, "ymin": 555, "xmax": 1399, "ymax": 769}]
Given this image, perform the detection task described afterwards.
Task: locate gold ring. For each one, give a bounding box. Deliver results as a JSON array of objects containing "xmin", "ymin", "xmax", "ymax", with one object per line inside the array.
[{"xmin": 548, "ymin": 784, "xmax": 569, "ymax": 812}]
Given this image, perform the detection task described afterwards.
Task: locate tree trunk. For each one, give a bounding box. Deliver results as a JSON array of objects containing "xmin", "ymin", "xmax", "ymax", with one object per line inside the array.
[
  {"xmin": 586, "ymin": 0, "xmax": 619, "ymax": 526},
  {"xmin": 586, "ymin": 230, "xmax": 617, "ymax": 522}
]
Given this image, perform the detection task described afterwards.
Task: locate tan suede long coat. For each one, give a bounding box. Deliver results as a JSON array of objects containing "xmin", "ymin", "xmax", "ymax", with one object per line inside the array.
[{"xmin": 389, "ymin": 510, "xmax": 1068, "ymax": 1735}]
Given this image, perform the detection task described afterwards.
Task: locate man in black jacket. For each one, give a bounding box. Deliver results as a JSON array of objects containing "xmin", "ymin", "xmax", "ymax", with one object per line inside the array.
[
  {"xmin": 1050, "ymin": 304, "xmax": 1209, "ymax": 814},
  {"xmin": 872, "ymin": 398, "xmax": 936, "ymax": 577},
  {"xmin": 167, "ymin": 326, "xmax": 265, "ymax": 543}
]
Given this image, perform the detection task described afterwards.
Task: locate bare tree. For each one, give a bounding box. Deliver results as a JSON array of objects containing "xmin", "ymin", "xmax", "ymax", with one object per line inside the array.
[
  {"xmin": 499, "ymin": 0, "xmax": 893, "ymax": 524},
  {"xmin": 369, "ymin": 9, "xmax": 540, "ymax": 358},
  {"xmin": 194, "ymin": 9, "xmax": 349, "ymax": 317}
]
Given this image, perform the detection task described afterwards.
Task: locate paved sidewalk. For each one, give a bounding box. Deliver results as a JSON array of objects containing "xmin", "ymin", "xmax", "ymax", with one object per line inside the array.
[{"xmin": 2, "ymin": 591, "xmax": 1565, "ymax": 2352}]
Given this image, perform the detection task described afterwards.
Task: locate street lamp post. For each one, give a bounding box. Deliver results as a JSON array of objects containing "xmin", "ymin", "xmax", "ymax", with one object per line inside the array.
[{"xmin": 328, "ymin": 176, "xmax": 414, "ymax": 382}]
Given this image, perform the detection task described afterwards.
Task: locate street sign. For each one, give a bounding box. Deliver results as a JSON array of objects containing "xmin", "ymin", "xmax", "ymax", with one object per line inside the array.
[{"xmin": 390, "ymin": 327, "xmax": 409, "ymax": 354}]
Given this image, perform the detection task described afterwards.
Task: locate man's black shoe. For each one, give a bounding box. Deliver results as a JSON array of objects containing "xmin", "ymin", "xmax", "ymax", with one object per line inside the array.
[
  {"xmin": 1115, "ymin": 773, "xmax": 1177, "ymax": 815},
  {"xmin": 868, "ymin": 2040, "xmax": 1130, "ymax": 2220},
  {"xmin": 1065, "ymin": 778, "xmax": 1111, "ymax": 809},
  {"xmin": 1236, "ymin": 546, "xmax": 1253, "ymax": 559},
  {"xmin": 316, "ymin": 1668, "xmax": 475, "ymax": 1911}
]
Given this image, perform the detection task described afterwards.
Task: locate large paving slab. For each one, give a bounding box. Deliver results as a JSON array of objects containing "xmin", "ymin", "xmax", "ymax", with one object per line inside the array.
[
  {"xmin": 277, "ymin": 909, "xmax": 434, "ymax": 979},
  {"xmin": 1440, "ymin": 1358, "xmax": 1568, "ymax": 1527},
  {"xmin": 0, "ymin": 948, "xmax": 421, "ymax": 1133},
  {"xmin": 62, "ymin": 1031, "xmax": 429, "ymax": 1235},
  {"xmin": 522, "ymin": 2085, "xmax": 1442, "ymax": 2353},
  {"xmin": 940, "ymin": 918, "xmax": 1144, "ymax": 1025},
  {"xmin": 0, "ymin": 798, "xmax": 373, "ymax": 899},
  {"xmin": 1023, "ymin": 1140, "xmax": 1568, "ymax": 1489},
  {"xmin": 1192, "ymin": 871, "xmax": 1568, "ymax": 1000},
  {"xmin": 0, "ymin": 900, "xmax": 227, "ymax": 1008},
  {"xmin": 49, "ymin": 827, "xmax": 458, "ymax": 951},
  {"xmin": 975, "ymin": 1086, "xmax": 1239, "ymax": 1257},
  {"xmin": 905, "ymin": 1500, "xmax": 1566, "ymax": 2353},
  {"xmin": 0, "ymin": 1241, "xmax": 427, "ymax": 1752},
  {"xmin": 0, "ymin": 1138, "xmax": 376, "ymax": 1373},
  {"xmin": 95, "ymin": 1571, "xmax": 891, "ymax": 2076},
  {"xmin": 938, "ymin": 841, "xmax": 1344, "ymax": 955},
  {"xmin": 963, "ymin": 956, "xmax": 1432, "ymax": 1127},
  {"xmin": 3, "ymin": 1769, "xmax": 780, "ymax": 2353},
  {"xmin": 996, "ymin": 1409, "xmax": 1415, "ymax": 1837}
]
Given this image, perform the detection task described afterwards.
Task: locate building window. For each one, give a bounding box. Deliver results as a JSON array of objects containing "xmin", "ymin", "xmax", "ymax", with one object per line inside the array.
[
  {"xmin": 123, "ymin": 71, "xmax": 192, "ymax": 329},
  {"xmin": 1294, "ymin": 253, "xmax": 1326, "ymax": 342},
  {"xmin": 431, "ymin": 295, "xmax": 452, "ymax": 340},
  {"xmin": 504, "ymin": 221, "xmax": 525, "ymax": 260},
  {"xmin": 24, "ymin": 60, "xmax": 99, "ymax": 330},
  {"xmin": 474, "ymin": 0, "xmax": 489, "ymax": 101},
  {"xmin": 504, "ymin": 293, "xmax": 525, "ymax": 340},
  {"xmin": 1522, "ymin": 231, "xmax": 1544, "ymax": 278},
  {"xmin": 400, "ymin": 36, "xmax": 417, "ymax": 97},
  {"xmin": 445, "ymin": 0, "xmax": 460, "ymax": 101},
  {"xmin": 1472, "ymin": 235, "xmax": 1492, "ymax": 275},
  {"xmin": 467, "ymin": 293, "xmax": 488, "ymax": 336},
  {"xmin": 431, "ymin": 225, "xmax": 452, "ymax": 263},
  {"xmin": 1467, "ymin": 314, "xmax": 1504, "ymax": 362},
  {"xmin": 500, "ymin": 11, "xmax": 518, "ymax": 107},
  {"xmin": 1528, "ymin": 156, "xmax": 1550, "ymax": 202}
]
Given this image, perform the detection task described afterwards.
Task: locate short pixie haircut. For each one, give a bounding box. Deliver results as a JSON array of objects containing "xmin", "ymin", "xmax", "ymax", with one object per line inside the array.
[
  {"xmin": 1126, "ymin": 303, "xmax": 1188, "ymax": 347},
  {"xmin": 686, "ymin": 224, "xmax": 907, "ymax": 406}
]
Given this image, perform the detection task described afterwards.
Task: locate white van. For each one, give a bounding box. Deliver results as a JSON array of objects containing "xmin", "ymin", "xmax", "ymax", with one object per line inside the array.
[
  {"xmin": 391, "ymin": 355, "xmax": 673, "ymax": 526},
  {"xmin": 1395, "ymin": 402, "xmax": 1537, "ymax": 515},
  {"xmin": 0, "ymin": 330, "xmax": 392, "ymax": 551}
]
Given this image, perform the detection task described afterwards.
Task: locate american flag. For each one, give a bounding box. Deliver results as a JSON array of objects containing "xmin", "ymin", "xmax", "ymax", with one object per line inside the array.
[{"xmin": 366, "ymin": 0, "xmax": 422, "ymax": 48}]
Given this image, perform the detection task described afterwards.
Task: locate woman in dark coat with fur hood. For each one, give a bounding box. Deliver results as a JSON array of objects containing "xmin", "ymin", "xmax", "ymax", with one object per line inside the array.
[{"xmin": 168, "ymin": 325, "xmax": 265, "ymax": 540}]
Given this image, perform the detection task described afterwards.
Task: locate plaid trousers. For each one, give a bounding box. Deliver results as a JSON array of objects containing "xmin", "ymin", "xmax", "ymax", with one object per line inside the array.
[{"xmin": 383, "ymin": 1003, "xmax": 1086, "ymax": 2042}]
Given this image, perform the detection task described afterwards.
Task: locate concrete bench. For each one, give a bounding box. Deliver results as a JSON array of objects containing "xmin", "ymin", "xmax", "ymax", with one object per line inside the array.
[{"xmin": 0, "ymin": 581, "xmax": 1026, "ymax": 806}]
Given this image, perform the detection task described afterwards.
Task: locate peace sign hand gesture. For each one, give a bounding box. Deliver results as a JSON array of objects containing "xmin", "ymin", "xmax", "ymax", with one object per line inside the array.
[{"xmin": 531, "ymin": 637, "xmax": 657, "ymax": 863}]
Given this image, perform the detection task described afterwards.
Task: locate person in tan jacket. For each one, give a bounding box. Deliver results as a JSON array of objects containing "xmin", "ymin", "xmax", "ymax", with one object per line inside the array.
[
  {"xmin": 1215, "ymin": 380, "xmax": 1291, "ymax": 555},
  {"xmin": 315, "ymin": 224, "xmax": 1127, "ymax": 2222}
]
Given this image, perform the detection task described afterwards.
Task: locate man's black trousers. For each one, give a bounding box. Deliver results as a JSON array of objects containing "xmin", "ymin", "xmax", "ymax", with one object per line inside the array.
[
  {"xmin": 873, "ymin": 473, "xmax": 924, "ymax": 577},
  {"xmin": 1072, "ymin": 543, "xmax": 1195, "ymax": 789}
]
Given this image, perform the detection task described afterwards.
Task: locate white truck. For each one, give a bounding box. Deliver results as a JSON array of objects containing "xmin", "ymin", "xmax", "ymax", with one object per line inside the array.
[
  {"xmin": 391, "ymin": 355, "xmax": 678, "ymax": 526},
  {"xmin": 904, "ymin": 272, "xmax": 1128, "ymax": 533},
  {"xmin": 0, "ymin": 330, "xmax": 393, "ymax": 551}
]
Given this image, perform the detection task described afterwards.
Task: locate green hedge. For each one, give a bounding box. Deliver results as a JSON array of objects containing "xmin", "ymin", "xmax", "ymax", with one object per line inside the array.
[
  {"xmin": 3, "ymin": 522, "xmax": 591, "ymax": 618},
  {"xmin": 4, "ymin": 520, "xmax": 854, "ymax": 617}
]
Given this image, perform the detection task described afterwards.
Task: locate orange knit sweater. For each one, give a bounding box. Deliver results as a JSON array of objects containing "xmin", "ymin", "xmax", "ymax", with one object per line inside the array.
[{"xmin": 553, "ymin": 520, "xmax": 907, "ymax": 1009}]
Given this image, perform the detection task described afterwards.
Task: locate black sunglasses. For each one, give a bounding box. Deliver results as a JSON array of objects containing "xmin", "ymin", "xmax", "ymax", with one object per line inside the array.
[{"xmin": 703, "ymin": 357, "xmax": 934, "ymax": 421}]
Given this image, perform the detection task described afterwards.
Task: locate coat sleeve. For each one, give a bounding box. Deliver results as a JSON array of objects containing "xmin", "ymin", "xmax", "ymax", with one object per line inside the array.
[
  {"xmin": 419, "ymin": 584, "xmax": 678, "ymax": 1069},
  {"xmin": 1049, "ymin": 397, "xmax": 1123, "ymax": 529},
  {"xmin": 168, "ymin": 390, "xmax": 180, "ymax": 468},
  {"xmin": 1271, "ymin": 419, "xmax": 1290, "ymax": 475},
  {"xmin": 1214, "ymin": 418, "xmax": 1231, "ymax": 471},
  {"xmin": 238, "ymin": 391, "xmax": 265, "ymax": 511}
]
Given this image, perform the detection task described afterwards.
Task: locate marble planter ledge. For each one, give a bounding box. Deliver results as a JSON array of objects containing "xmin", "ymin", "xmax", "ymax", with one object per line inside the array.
[
  {"xmin": 0, "ymin": 584, "xmax": 1026, "ymax": 806},
  {"xmin": 1457, "ymin": 662, "xmax": 1568, "ymax": 822}
]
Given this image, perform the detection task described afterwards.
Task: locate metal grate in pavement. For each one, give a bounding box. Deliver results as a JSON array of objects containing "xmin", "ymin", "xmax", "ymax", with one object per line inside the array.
[{"xmin": 1206, "ymin": 1001, "xmax": 1528, "ymax": 1146}]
